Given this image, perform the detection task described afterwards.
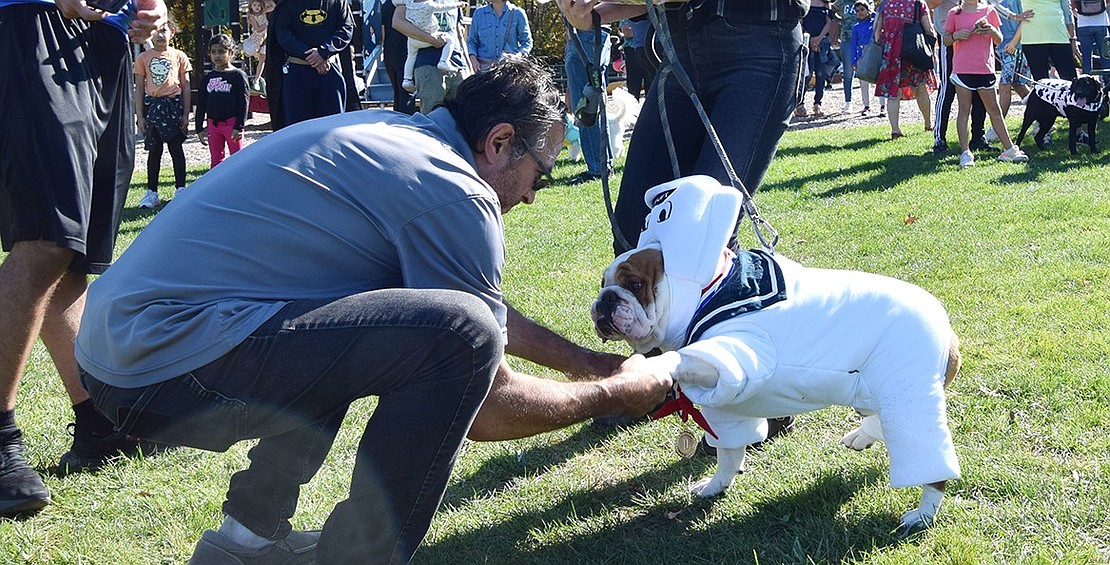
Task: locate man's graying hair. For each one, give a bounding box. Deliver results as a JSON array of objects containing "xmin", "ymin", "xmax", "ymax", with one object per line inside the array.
[{"xmin": 444, "ymin": 56, "xmax": 566, "ymax": 157}]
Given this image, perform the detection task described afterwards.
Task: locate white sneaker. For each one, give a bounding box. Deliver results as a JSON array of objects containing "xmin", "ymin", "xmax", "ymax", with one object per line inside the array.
[
  {"xmin": 402, "ymin": 79, "xmax": 416, "ymax": 93},
  {"xmin": 959, "ymin": 150, "xmax": 975, "ymax": 168},
  {"xmin": 998, "ymin": 146, "xmax": 1029, "ymax": 163},
  {"xmin": 984, "ymin": 127, "xmax": 1000, "ymax": 143},
  {"xmin": 436, "ymin": 62, "xmax": 455, "ymax": 73},
  {"xmin": 138, "ymin": 190, "xmax": 160, "ymax": 209}
]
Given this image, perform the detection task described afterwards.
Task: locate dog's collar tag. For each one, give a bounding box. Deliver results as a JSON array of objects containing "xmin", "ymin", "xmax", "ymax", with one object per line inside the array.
[{"xmin": 675, "ymin": 430, "xmax": 698, "ymax": 458}]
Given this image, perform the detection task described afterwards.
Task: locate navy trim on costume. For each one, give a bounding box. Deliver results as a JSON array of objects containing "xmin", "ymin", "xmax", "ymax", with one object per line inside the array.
[{"xmin": 684, "ymin": 249, "xmax": 787, "ymax": 345}]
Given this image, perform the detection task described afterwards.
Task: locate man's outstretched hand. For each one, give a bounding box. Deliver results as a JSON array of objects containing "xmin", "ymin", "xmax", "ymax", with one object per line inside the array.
[{"xmin": 603, "ymin": 353, "xmax": 674, "ymax": 417}]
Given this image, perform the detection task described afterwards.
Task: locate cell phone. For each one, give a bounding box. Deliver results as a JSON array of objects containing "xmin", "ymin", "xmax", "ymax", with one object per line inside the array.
[{"xmin": 87, "ymin": 0, "xmax": 130, "ymax": 13}]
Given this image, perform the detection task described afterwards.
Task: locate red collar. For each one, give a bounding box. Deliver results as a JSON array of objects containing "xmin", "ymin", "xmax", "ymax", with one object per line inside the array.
[{"xmin": 700, "ymin": 249, "xmax": 735, "ymax": 295}]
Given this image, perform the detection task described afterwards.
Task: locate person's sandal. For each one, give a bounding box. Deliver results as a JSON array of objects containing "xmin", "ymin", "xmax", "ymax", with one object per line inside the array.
[
  {"xmin": 811, "ymin": 104, "xmax": 823, "ymax": 116},
  {"xmin": 794, "ymin": 105, "xmax": 808, "ymax": 118}
]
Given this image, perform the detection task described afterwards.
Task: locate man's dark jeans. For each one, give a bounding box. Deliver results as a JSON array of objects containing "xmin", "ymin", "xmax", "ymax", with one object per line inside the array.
[
  {"xmin": 82, "ymin": 288, "xmax": 500, "ymax": 564},
  {"xmin": 612, "ymin": 11, "xmax": 804, "ymax": 254}
]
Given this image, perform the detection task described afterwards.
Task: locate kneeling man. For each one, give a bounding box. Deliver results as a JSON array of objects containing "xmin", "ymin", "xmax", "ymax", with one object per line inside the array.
[{"xmin": 75, "ymin": 57, "xmax": 670, "ymax": 564}]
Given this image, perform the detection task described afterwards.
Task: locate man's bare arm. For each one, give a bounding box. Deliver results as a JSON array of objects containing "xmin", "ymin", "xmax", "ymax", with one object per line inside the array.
[
  {"xmin": 555, "ymin": 0, "xmax": 648, "ymax": 29},
  {"xmin": 467, "ymin": 355, "xmax": 672, "ymax": 441},
  {"xmin": 391, "ymin": 5, "xmax": 446, "ymax": 46},
  {"xmin": 505, "ymin": 304, "xmax": 622, "ymax": 381}
]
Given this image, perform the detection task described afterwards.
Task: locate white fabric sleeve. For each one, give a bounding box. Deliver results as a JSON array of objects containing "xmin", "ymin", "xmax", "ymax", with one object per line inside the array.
[{"xmin": 676, "ymin": 327, "xmax": 777, "ymax": 408}]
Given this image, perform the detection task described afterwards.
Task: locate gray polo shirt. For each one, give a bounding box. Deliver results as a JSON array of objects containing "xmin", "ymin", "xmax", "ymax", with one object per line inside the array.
[{"xmin": 77, "ymin": 108, "xmax": 507, "ymax": 388}]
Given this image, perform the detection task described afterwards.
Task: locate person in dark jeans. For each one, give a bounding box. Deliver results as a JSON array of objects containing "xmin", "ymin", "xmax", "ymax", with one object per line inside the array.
[
  {"xmin": 382, "ymin": 0, "xmax": 418, "ymax": 113},
  {"xmin": 75, "ymin": 58, "xmax": 672, "ymax": 564},
  {"xmin": 620, "ymin": 16, "xmax": 656, "ymax": 101},
  {"xmin": 564, "ymin": 26, "xmax": 611, "ymax": 184},
  {"xmin": 557, "ymin": 0, "xmax": 805, "ymax": 255},
  {"xmin": 799, "ymin": 0, "xmax": 836, "ymax": 117}
]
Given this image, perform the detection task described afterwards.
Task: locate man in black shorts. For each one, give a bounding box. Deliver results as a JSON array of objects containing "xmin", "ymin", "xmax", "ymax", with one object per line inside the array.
[{"xmin": 0, "ymin": 0, "xmax": 166, "ymax": 516}]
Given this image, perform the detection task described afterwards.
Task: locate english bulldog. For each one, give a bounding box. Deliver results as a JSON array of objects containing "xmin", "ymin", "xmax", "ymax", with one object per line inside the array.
[
  {"xmin": 591, "ymin": 176, "xmax": 961, "ymax": 532},
  {"xmin": 1014, "ymin": 75, "xmax": 1104, "ymax": 155}
]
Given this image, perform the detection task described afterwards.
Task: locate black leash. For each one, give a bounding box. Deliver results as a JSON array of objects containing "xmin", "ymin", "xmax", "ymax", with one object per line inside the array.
[
  {"xmin": 644, "ymin": 0, "xmax": 778, "ymax": 251},
  {"xmin": 561, "ymin": 0, "xmax": 780, "ymax": 253},
  {"xmin": 563, "ymin": 11, "xmax": 629, "ymax": 251}
]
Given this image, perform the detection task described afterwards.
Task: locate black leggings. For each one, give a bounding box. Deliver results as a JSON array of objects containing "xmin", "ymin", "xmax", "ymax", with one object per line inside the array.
[
  {"xmin": 1023, "ymin": 43, "xmax": 1078, "ymax": 81},
  {"xmin": 146, "ymin": 126, "xmax": 186, "ymax": 192}
]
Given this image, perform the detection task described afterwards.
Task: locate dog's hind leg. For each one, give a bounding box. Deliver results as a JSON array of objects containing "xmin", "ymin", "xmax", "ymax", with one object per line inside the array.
[
  {"xmin": 691, "ymin": 446, "xmax": 746, "ymax": 498},
  {"xmin": 1014, "ymin": 115, "xmax": 1033, "ymax": 146}
]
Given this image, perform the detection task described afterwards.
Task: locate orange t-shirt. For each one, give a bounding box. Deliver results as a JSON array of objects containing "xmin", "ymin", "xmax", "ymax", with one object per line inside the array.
[{"xmin": 135, "ymin": 47, "xmax": 192, "ymax": 97}]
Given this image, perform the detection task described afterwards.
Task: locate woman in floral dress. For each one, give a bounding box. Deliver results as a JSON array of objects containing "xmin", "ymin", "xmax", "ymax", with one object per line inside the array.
[{"xmin": 873, "ymin": 0, "xmax": 937, "ymax": 139}]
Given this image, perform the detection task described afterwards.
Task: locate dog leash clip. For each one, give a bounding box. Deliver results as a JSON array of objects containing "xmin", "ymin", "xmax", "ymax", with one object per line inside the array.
[{"xmin": 652, "ymin": 385, "xmax": 719, "ymax": 440}]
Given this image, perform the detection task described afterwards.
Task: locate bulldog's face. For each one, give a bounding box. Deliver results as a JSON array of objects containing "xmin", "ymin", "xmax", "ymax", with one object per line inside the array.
[{"xmin": 591, "ymin": 247, "xmax": 670, "ymax": 353}]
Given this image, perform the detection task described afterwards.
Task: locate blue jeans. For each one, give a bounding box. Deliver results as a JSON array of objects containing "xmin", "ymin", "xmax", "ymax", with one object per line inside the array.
[
  {"xmin": 839, "ymin": 43, "xmax": 854, "ymax": 104},
  {"xmin": 564, "ymin": 29, "xmax": 611, "ymax": 175},
  {"xmin": 612, "ymin": 11, "xmax": 803, "ymax": 254},
  {"xmin": 81, "ymin": 288, "xmax": 500, "ymax": 564},
  {"xmin": 1077, "ymin": 25, "xmax": 1109, "ymax": 73},
  {"xmin": 804, "ymin": 37, "xmax": 830, "ymax": 106}
]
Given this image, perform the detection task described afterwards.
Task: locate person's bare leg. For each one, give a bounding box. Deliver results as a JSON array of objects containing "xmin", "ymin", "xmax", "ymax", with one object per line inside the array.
[
  {"xmin": 999, "ymin": 84, "xmax": 1013, "ymax": 116},
  {"xmin": 979, "ymin": 89, "xmax": 1016, "ymax": 149},
  {"xmin": 915, "ymin": 85, "xmax": 932, "ymax": 128},
  {"xmin": 887, "ymin": 97, "xmax": 901, "ymax": 136},
  {"xmin": 0, "ymin": 241, "xmax": 72, "ymax": 515},
  {"xmin": 956, "ymin": 87, "xmax": 973, "ymax": 152},
  {"xmin": 0, "ymin": 241, "xmax": 74, "ymax": 410},
  {"xmin": 40, "ymin": 271, "xmax": 90, "ymax": 404}
]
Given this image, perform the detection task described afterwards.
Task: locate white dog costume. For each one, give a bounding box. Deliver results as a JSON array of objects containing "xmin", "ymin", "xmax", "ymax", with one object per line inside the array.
[{"xmin": 593, "ymin": 176, "xmax": 960, "ymax": 530}]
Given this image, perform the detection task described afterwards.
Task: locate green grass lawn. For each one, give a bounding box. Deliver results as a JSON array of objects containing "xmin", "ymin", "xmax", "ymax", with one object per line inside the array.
[{"xmin": 3, "ymin": 118, "xmax": 1109, "ymax": 564}]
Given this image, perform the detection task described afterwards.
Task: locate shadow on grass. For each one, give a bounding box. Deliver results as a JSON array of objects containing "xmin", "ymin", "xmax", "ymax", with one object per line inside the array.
[
  {"xmin": 444, "ymin": 423, "xmax": 643, "ymax": 507},
  {"xmin": 420, "ymin": 453, "xmax": 898, "ymax": 564}
]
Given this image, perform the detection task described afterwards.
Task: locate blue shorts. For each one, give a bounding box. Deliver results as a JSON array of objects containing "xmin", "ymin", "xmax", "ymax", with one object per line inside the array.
[{"xmin": 997, "ymin": 46, "xmax": 1031, "ymax": 86}]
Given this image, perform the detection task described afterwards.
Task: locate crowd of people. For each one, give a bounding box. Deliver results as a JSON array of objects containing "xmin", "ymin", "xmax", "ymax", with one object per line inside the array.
[
  {"xmin": 797, "ymin": 0, "xmax": 1106, "ymax": 165},
  {"xmin": 1, "ymin": 0, "xmax": 1107, "ymax": 561}
]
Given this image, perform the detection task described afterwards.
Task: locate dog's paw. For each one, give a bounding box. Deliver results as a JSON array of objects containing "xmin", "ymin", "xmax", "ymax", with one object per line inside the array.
[
  {"xmin": 896, "ymin": 507, "xmax": 935, "ymax": 536},
  {"xmin": 690, "ymin": 476, "xmax": 730, "ymax": 498},
  {"xmin": 840, "ymin": 426, "xmax": 879, "ymax": 451}
]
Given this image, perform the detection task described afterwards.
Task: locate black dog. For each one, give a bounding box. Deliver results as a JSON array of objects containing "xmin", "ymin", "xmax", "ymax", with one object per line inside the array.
[{"xmin": 1015, "ymin": 75, "xmax": 1104, "ymax": 155}]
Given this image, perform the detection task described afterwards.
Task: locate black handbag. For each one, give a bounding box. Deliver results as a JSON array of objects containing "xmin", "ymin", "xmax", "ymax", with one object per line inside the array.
[{"xmin": 901, "ymin": 1, "xmax": 936, "ymax": 71}]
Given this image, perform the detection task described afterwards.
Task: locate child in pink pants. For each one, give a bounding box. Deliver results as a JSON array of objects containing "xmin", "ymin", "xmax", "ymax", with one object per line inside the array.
[{"xmin": 196, "ymin": 34, "xmax": 249, "ymax": 167}]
